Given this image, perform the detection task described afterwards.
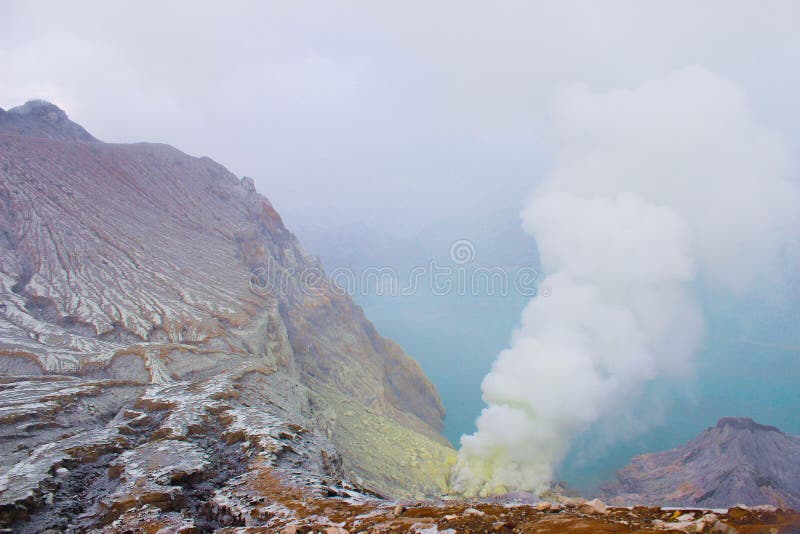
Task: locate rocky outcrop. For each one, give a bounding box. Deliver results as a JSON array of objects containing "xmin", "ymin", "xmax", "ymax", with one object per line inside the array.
[
  {"xmin": 602, "ymin": 417, "xmax": 800, "ymax": 509},
  {"xmin": 0, "ymin": 100, "xmax": 98, "ymax": 142},
  {"xmin": 0, "ymin": 100, "xmax": 443, "ymax": 433},
  {"xmin": 0, "ymin": 101, "xmax": 453, "ymax": 530}
]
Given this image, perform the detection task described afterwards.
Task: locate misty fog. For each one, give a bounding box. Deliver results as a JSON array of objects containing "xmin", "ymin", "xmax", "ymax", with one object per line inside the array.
[{"xmin": 4, "ymin": 0, "xmax": 799, "ymax": 492}]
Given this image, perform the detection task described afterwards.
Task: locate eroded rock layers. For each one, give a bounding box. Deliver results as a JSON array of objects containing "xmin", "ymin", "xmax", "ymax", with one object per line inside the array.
[{"xmin": 0, "ymin": 101, "xmax": 453, "ymax": 531}]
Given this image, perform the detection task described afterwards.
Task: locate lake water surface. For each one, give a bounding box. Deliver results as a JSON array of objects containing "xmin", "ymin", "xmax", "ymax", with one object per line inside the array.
[{"xmin": 358, "ymin": 286, "xmax": 800, "ymax": 492}]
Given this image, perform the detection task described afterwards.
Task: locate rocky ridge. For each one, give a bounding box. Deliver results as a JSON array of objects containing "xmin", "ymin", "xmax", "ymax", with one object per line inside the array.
[
  {"xmin": 0, "ymin": 101, "xmax": 453, "ymax": 530},
  {"xmin": 0, "ymin": 100, "xmax": 97, "ymax": 143},
  {"xmin": 602, "ymin": 417, "xmax": 800, "ymax": 510}
]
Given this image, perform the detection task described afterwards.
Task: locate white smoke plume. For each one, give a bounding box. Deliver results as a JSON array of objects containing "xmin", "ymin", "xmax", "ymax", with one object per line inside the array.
[{"xmin": 451, "ymin": 66, "xmax": 800, "ymax": 497}]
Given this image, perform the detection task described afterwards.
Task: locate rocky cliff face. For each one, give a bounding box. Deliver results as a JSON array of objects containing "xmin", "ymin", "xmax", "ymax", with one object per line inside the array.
[
  {"xmin": 0, "ymin": 101, "xmax": 453, "ymax": 531},
  {"xmin": 602, "ymin": 417, "xmax": 800, "ymax": 510}
]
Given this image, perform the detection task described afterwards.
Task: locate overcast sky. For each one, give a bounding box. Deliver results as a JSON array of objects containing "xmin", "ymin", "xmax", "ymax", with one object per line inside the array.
[{"xmin": 3, "ymin": 1, "xmax": 799, "ymax": 239}]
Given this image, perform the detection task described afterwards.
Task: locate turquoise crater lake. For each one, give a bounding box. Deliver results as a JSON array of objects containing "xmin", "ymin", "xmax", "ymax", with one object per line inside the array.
[{"xmin": 358, "ymin": 285, "xmax": 800, "ymax": 493}]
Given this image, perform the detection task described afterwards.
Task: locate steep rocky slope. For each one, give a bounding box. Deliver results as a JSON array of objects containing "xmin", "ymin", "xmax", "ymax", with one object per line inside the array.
[
  {"xmin": 0, "ymin": 100, "xmax": 454, "ymax": 530},
  {"xmin": 602, "ymin": 417, "xmax": 800, "ymax": 510},
  {"xmin": 0, "ymin": 100, "xmax": 444, "ymax": 433}
]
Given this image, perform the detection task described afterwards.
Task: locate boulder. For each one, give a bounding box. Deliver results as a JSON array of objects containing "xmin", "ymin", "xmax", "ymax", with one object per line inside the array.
[{"xmin": 578, "ymin": 498, "xmax": 608, "ymax": 515}]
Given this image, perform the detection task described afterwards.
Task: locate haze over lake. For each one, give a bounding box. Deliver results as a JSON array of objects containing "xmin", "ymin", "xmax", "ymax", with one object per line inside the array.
[{"xmin": 351, "ymin": 274, "xmax": 800, "ymax": 491}]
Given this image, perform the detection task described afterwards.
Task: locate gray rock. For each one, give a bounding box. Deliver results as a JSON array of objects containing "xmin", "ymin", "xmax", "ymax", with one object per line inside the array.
[
  {"xmin": 0, "ymin": 100, "xmax": 98, "ymax": 142},
  {"xmin": 602, "ymin": 417, "xmax": 800, "ymax": 509},
  {"xmin": 578, "ymin": 498, "xmax": 608, "ymax": 515}
]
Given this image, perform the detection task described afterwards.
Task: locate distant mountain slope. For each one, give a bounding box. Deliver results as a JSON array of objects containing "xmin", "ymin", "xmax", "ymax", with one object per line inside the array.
[{"xmin": 602, "ymin": 417, "xmax": 800, "ymax": 509}]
